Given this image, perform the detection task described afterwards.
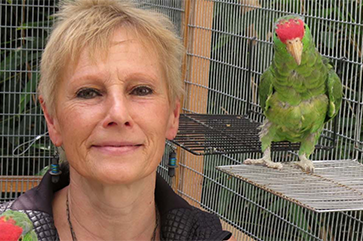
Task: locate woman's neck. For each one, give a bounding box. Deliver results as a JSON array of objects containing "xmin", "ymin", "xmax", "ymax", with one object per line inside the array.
[{"xmin": 53, "ymin": 168, "xmax": 159, "ymax": 241}]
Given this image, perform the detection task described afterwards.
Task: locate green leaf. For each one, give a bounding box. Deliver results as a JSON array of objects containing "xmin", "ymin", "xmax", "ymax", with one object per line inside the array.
[
  {"xmin": 32, "ymin": 143, "xmax": 51, "ymax": 152},
  {"xmin": 18, "ymin": 37, "xmax": 36, "ymax": 42},
  {"xmin": 18, "ymin": 72, "xmax": 39, "ymax": 114},
  {"xmin": 320, "ymin": 31, "xmax": 336, "ymax": 50},
  {"xmin": 0, "ymin": 38, "xmax": 18, "ymax": 48},
  {"xmin": 0, "ymin": 49, "xmax": 23, "ymax": 73},
  {"xmin": 213, "ymin": 35, "xmax": 231, "ymax": 51},
  {"xmin": 35, "ymin": 165, "xmax": 50, "ymax": 176},
  {"xmin": 217, "ymin": 187, "xmax": 233, "ymax": 215},
  {"xmin": 17, "ymin": 21, "xmax": 52, "ymax": 30},
  {"xmin": 321, "ymin": 8, "xmax": 334, "ymax": 18}
]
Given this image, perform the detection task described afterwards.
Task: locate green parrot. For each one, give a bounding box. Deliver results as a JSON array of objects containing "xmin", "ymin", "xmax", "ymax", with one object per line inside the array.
[
  {"xmin": 244, "ymin": 15, "xmax": 342, "ymax": 172},
  {"xmin": 0, "ymin": 210, "xmax": 38, "ymax": 241}
]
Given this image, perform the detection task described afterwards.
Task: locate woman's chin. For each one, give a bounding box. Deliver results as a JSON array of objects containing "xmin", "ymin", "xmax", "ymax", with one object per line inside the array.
[{"xmin": 86, "ymin": 165, "xmax": 153, "ymax": 186}]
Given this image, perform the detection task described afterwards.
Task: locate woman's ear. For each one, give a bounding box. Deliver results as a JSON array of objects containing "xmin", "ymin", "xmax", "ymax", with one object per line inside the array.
[
  {"xmin": 39, "ymin": 96, "xmax": 63, "ymax": 146},
  {"xmin": 165, "ymin": 100, "xmax": 181, "ymax": 140}
]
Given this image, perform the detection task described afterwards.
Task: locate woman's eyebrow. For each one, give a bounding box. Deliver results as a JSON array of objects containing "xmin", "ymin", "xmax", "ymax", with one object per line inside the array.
[
  {"xmin": 119, "ymin": 72, "xmax": 159, "ymax": 82},
  {"xmin": 69, "ymin": 70, "xmax": 108, "ymax": 84},
  {"xmin": 69, "ymin": 66, "xmax": 161, "ymax": 85}
]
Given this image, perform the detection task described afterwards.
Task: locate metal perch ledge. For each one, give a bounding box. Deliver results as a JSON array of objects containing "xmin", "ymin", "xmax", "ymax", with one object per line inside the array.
[
  {"xmin": 171, "ymin": 113, "xmax": 335, "ymax": 156},
  {"xmin": 217, "ymin": 159, "xmax": 363, "ymax": 213}
]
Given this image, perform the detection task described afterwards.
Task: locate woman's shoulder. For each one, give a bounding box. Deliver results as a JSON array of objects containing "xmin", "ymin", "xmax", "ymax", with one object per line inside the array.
[
  {"xmin": 0, "ymin": 200, "xmax": 14, "ymax": 213},
  {"xmin": 0, "ymin": 195, "xmax": 58, "ymax": 240},
  {"xmin": 0, "ymin": 202, "xmax": 39, "ymax": 240},
  {"xmin": 156, "ymin": 174, "xmax": 232, "ymax": 240},
  {"xmin": 161, "ymin": 206, "xmax": 232, "ymax": 240}
]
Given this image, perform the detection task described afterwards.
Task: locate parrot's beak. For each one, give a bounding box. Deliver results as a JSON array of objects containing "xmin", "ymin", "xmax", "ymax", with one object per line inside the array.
[{"xmin": 286, "ymin": 38, "xmax": 303, "ymax": 65}]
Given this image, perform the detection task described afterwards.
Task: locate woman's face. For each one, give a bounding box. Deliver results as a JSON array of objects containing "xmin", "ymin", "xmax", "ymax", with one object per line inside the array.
[{"xmin": 42, "ymin": 28, "xmax": 180, "ymax": 184}]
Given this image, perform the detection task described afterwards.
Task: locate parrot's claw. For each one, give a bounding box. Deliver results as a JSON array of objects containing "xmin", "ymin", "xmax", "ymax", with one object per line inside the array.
[
  {"xmin": 244, "ymin": 158, "xmax": 283, "ymax": 170},
  {"xmin": 296, "ymin": 154, "xmax": 315, "ymax": 173},
  {"xmin": 295, "ymin": 162, "xmax": 315, "ymax": 173}
]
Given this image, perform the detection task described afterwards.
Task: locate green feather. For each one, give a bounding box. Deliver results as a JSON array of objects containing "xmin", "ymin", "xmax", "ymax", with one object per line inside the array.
[
  {"xmin": 0, "ymin": 210, "xmax": 37, "ymax": 240},
  {"xmin": 23, "ymin": 230, "xmax": 38, "ymax": 241}
]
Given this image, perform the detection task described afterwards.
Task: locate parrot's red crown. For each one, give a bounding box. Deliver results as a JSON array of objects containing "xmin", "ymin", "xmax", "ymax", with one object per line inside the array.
[{"xmin": 275, "ymin": 18, "xmax": 305, "ymax": 43}]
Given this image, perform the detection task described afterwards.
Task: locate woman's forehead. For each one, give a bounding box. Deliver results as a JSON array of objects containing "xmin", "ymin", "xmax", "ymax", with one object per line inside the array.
[{"xmin": 64, "ymin": 28, "xmax": 162, "ymax": 81}]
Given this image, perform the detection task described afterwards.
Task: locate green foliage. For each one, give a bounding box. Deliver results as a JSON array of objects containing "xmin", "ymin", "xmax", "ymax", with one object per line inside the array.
[{"xmin": 35, "ymin": 165, "xmax": 50, "ymax": 176}]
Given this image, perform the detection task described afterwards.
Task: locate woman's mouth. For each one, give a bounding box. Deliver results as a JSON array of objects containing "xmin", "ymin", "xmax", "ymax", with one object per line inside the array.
[{"xmin": 91, "ymin": 143, "xmax": 143, "ymax": 155}]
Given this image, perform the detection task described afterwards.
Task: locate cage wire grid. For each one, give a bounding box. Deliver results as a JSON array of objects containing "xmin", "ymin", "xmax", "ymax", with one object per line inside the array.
[
  {"xmin": 1, "ymin": 0, "xmax": 59, "ymax": 202},
  {"xmin": 174, "ymin": 0, "xmax": 363, "ymax": 240},
  {"xmin": 1, "ymin": 0, "xmax": 363, "ymax": 241}
]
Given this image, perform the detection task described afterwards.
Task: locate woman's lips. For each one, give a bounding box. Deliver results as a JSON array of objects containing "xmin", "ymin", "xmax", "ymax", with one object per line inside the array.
[{"xmin": 91, "ymin": 143, "xmax": 142, "ymax": 155}]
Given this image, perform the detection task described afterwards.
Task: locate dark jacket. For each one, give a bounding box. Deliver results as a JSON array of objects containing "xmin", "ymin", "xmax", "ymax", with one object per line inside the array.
[{"xmin": 0, "ymin": 168, "xmax": 232, "ymax": 241}]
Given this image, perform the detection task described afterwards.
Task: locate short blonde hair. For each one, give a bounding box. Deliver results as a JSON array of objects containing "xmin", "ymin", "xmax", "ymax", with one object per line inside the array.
[{"xmin": 38, "ymin": 0, "xmax": 184, "ymax": 115}]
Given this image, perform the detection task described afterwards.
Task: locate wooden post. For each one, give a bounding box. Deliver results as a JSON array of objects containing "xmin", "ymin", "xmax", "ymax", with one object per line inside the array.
[
  {"xmin": 173, "ymin": 0, "xmax": 192, "ymax": 193},
  {"xmin": 178, "ymin": 0, "xmax": 214, "ymax": 207}
]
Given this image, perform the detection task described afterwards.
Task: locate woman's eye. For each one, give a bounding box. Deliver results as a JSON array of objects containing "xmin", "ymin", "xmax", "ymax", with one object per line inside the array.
[
  {"xmin": 131, "ymin": 86, "xmax": 153, "ymax": 96},
  {"xmin": 76, "ymin": 88, "xmax": 101, "ymax": 99}
]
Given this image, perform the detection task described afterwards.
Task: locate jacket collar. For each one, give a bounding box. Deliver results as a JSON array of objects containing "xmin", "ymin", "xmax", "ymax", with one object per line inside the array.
[{"xmin": 11, "ymin": 165, "xmax": 191, "ymax": 218}]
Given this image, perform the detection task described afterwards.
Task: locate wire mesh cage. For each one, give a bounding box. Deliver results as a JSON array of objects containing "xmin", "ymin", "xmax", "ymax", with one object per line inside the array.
[
  {"xmin": 1, "ymin": 0, "xmax": 363, "ymax": 241},
  {"xmin": 170, "ymin": 0, "xmax": 363, "ymax": 240},
  {"xmin": 0, "ymin": 0, "xmax": 59, "ymax": 202}
]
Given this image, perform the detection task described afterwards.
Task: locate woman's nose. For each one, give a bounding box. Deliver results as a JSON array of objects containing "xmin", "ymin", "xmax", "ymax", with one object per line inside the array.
[{"xmin": 102, "ymin": 93, "xmax": 132, "ymax": 128}]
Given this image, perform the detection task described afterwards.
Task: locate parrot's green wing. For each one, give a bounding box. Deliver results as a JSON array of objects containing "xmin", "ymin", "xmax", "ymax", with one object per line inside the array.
[
  {"xmin": 23, "ymin": 230, "xmax": 38, "ymax": 241},
  {"xmin": 258, "ymin": 69, "xmax": 274, "ymax": 113},
  {"xmin": 323, "ymin": 57, "xmax": 343, "ymax": 122}
]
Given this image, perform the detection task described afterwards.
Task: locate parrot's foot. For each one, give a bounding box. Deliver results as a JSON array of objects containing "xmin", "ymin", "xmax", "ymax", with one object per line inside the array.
[
  {"xmin": 295, "ymin": 154, "xmax": 315, "ymax": 173},
  {"xmin": 244, "ymin": 156, "xmax": 283, "ymax": 169},
  {"xmin": 244, "ymin": 147, "xmax": 283, "ymax": 169}
]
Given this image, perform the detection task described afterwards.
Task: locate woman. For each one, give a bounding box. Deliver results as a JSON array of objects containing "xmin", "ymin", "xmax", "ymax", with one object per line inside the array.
[{"xmin": 0, "ymin": 0, "xmax": 235, "ymax": 240}]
